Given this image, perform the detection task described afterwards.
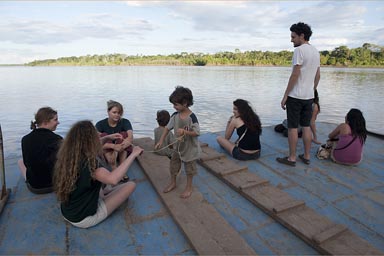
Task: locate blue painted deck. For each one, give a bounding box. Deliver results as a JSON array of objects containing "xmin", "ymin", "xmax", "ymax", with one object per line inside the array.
[{"xmin": 0, "ymin": 122, "xmax": 383, "ymax": 255}]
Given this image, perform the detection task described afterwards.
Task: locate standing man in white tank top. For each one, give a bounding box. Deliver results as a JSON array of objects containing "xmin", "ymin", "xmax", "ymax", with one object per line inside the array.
[{"xmin": 277, "ymin": 22, "xmax": 321, "ymax": 166}]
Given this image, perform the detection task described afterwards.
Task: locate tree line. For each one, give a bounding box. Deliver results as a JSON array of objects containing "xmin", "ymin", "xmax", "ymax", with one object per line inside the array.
[{"xmin": 26, "ymin": 43, "xmax": 384, "ymax": 67}]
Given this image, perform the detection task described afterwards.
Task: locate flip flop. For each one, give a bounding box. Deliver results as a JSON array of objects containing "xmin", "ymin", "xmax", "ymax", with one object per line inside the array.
[
  {"xmin": 299, "ymin": 154, "xmax": 310, "ymax": 165},
  {"xmin": 276, "ymin": 156, "xmax": 296, "ymax": 166}
]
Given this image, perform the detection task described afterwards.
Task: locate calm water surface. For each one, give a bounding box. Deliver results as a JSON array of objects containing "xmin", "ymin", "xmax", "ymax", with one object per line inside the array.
[{"xmin": 0, "ymin": 65, "xmax": 383, "ymax": 159}]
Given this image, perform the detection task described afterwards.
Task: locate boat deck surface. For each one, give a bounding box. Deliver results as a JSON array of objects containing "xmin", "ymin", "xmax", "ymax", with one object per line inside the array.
[{"xmin": 0, "ymin": 122, "xmax": 383, "ymax": 255}]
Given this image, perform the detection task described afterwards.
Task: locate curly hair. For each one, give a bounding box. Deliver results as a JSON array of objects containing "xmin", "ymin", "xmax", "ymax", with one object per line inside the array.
[
  {"xmin": 53, "ymin": 120, "xmax": 102, "ymax": 203},
  {"xmin": 346, "ymin": 108, "xmax": 367, "ymax": 144},
  {"xmin": 233, "ymin": 99, "xmax": 262, "ymax": 134},
  {"xmin": 290, "ymin": 22, "xmax": 313, "ymax": 41},
  {"xmin": 169, "ymin": 86, "xmax": 194, "ymax": 107}
]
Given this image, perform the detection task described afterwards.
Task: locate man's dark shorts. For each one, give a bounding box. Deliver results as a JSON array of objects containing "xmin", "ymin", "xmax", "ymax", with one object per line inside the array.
[{"xmin": 286, "ymin": 96, "xmax": 313, "ymax": 128}]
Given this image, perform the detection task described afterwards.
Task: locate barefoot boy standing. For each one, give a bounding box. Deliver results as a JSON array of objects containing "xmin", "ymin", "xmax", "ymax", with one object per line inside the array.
[{"xmin": 155, "ymin": 86, "xmax": 201, "ymax": 198}]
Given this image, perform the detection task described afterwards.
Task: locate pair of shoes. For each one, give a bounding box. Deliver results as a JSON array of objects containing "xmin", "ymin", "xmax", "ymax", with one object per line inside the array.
[
  {"xmin": 276, "ymin": 156, "xmax": 296, "ymax": 166},
  {"xmin": 299, "ymin": 154, "xmax": 310, "ymax": 165}
]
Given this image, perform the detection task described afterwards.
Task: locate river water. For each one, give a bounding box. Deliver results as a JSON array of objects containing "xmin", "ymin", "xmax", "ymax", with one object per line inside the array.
[{"xmin": 0, "ymin": 65, "xmax": 383, "ymax": 159}]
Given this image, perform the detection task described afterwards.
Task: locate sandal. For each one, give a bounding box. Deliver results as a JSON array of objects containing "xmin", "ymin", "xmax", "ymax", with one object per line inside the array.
[
  {"xmin": 276, "ymin": 156, "xmax": 296, "ymax": 166},
  {"xmin": 299, "ymin": 154, "xmax": 310, "ymax": 165},
  {"xmin": 119, "ymin": 175, "xmax": 130, "ymax": 184}
]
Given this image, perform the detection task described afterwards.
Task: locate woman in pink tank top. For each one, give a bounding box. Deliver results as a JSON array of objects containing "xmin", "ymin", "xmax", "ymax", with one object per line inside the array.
[{"xmin": 328, "ymin": 108, "xmax": 367, "ymax": 165}]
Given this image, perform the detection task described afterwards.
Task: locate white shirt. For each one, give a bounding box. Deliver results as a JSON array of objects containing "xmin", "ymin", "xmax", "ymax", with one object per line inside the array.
[{"xmin": 288, "ymin": 43, "xmax": 320, "ymax": 100}]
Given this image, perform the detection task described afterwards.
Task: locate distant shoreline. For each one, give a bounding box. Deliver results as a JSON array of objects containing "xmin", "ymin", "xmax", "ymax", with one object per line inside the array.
[
  {"xmin": 1, "ymin": 64, "xmax": 383, "ymax": 68},
  {"xmin": 4, "ymin": 43, "xmax": 383, "ymax": 67}
]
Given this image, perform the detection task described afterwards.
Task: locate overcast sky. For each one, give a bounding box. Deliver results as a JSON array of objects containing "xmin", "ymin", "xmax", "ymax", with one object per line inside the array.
[{"xmin": 1, "ymin": 1, "xmax": 383, "ymax": 64}]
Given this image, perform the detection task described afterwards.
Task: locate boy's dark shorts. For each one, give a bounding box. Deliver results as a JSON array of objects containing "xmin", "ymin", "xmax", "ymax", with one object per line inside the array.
[{"xmin": 286, "ymin": 96, "xmax": 313, "ymax": 128}]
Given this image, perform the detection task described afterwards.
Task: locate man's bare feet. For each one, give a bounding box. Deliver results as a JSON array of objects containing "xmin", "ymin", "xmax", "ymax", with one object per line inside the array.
[
  {"xmin": 180, "ymin": 188, "xmax": 192, "ymax": 199},
  {"xmin": 163, "ymin": 181, "xmax": 176, "ymax": 193}
]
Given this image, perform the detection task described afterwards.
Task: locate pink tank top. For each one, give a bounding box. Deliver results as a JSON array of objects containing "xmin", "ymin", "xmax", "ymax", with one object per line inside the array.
[{"xmin": 333, "ymin": 134, "xmax": 363, "ymax": 165}]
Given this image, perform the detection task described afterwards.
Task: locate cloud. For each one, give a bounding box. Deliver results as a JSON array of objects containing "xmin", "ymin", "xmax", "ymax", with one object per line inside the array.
[
  {"xmin": 160, "ymin": 1, "xmax": 374, "ymax": 39},
  {"xmin": 291, "ymin": 2, "xmax": 366, "ymax": 29},
  {"xmin": 0, "ymin": 14, "xmax": 155, "ymax": 45},
  {"xmin": 165, "ymin": 1, "xmax": 287, "ymax": 35},
  {"xmin": 0, "ymin": 0, "xmax": 381, "ymax": 64},
  {"xmin": 0, "ymin": 48, "xmax": 46, "ymax": 64},
  {"xmin": 124, "ymin": 1, "xmax": 165, "ymax": 7}
]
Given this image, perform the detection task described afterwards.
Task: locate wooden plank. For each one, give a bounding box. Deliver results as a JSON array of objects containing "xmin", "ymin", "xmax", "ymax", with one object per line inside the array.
[
  {"xmin": 236, "ymin": 175, "xmax": 269, "ymax": 190},
  {"xmin": 0, "ymin": 188, "xmax": 11, "ymax": 214},
  {"xmin": 200, "ymin": 157, "xmax": 248, "ymax": 177},
  {"xmin": 223, "ymin": 171, "xmax": 269, "ymax": 190},
  {"xmin": 196, "ymin": 143, "xmax": 383, "ymax": 255},
  {"xmin": 312, "ymin": 224, "xmax": 347, "ymax": 244},
  {"xmin": 277, "ymin": 207, "xmax": 337, "ymax": 244},
  {"xmin": 272, "ymin": 200, "xmax": 305, "ymax": 214},
  {"xmin": 243, "ymin": 185, "xmax": 297, "ymax": 212},
  {"xmin": 322, "ymin": 230, "xmax": 383, "ymax": 255},
  {"xmin": 199, "ymin": 157, "xmax": 269, "ymax": 189},
  {"xmin": 200, "ymin": 146, "xmax": 226, "ymax": 162},
  {"xmin": 133, "ymin": 137, "xmax": 256, "ymax": 256}
]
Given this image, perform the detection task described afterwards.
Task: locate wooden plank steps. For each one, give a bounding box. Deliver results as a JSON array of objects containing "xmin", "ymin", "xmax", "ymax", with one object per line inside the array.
[
  {"xmin": 133, "ymin": 137, "xmax": 256, "ymax": 255},
  {"xmin": 198, "ymin": 143, "xmax": 383, "ymax": 255}
]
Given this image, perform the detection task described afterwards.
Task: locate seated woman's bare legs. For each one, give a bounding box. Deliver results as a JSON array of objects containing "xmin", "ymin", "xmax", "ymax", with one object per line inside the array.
[
  {"xmin": 104, "ymin": 151, "xmax": 118, "ymax": 170},
  {"xmin": 103, "ymin": 181, "xmax": 136, "ymax": 215},
  {"xmin": 17, "ymin": 159, "xmax": 27, "ymax": 180},
  {"xmin": 118, "ymin": 150, "xmax": 128, "ymax": 165},
  {"xmin": 117, "ymin": 150, "xmax": 130, "ymax": 181},
  {"xmin": 216, "ymin": 136, "xmax": 236, "ymax": 156}
]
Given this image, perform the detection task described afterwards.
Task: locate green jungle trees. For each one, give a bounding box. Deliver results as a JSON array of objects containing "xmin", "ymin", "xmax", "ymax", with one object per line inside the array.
[{"xmin": 27, "ymin": 43, "xmax": 384, "ymax": 67}]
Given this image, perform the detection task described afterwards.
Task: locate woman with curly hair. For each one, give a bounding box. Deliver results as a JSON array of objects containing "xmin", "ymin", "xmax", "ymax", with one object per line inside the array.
[
  {"xmin": 328, "ymin": 108, "xmax": 367, "ymax": 165},
  {"xmin": 217, "ymin": 99, "xmax": 262, "ymax": 160},
  {"xmin": 53, "ymin": 120, "xmax": 143, "ymax": 228}
]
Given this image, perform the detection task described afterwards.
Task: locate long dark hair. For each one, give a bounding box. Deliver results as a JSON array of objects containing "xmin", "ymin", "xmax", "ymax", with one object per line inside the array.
[
  {"xmin": 346, "ymin": 108, "xmax": 367, "ymax": 144},
  {"xmin": 233, "ymin": 99, "xmax": 262, "ymax": 134}
]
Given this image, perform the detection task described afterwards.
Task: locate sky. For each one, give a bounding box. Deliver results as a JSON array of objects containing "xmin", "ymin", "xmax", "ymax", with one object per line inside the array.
[{"xmin": 1, "ymin": 1, "xmax": 383, "ymax": 64}]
